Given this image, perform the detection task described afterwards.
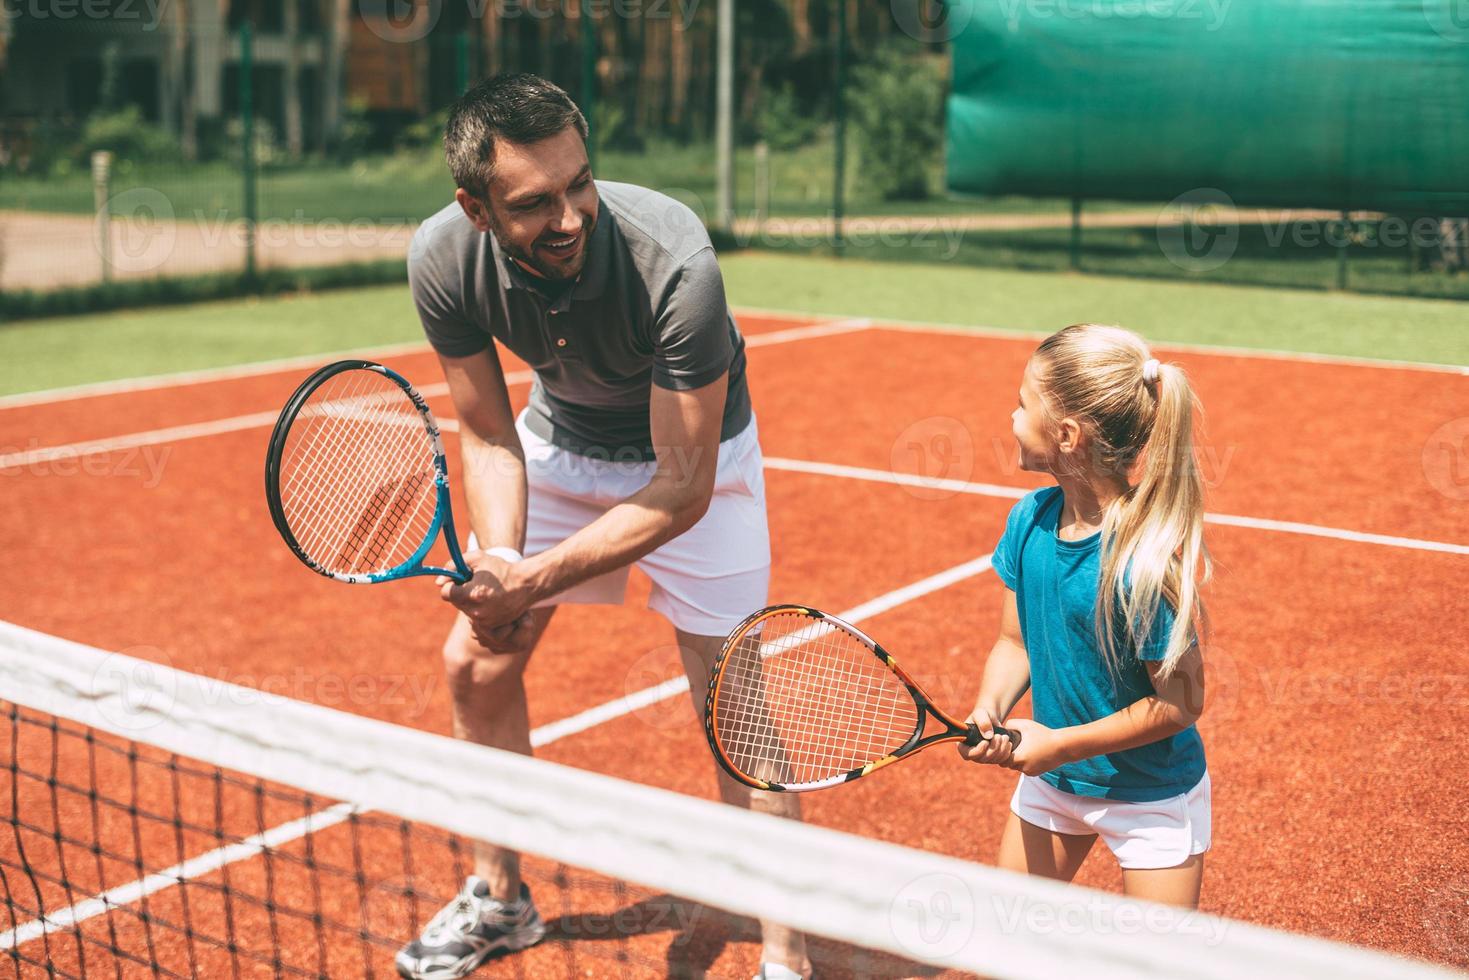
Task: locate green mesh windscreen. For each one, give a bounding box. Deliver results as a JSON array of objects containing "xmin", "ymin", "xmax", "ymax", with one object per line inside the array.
[{"xmin": 944, "ymin": 0, "xmax": 1469, "ymax": 213}]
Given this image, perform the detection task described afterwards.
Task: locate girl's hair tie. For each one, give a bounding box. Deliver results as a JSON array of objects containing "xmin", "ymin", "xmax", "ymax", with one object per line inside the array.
[{"xmin": 1142, "ymin": 358, "xmax": 1161, "ymax": 385}]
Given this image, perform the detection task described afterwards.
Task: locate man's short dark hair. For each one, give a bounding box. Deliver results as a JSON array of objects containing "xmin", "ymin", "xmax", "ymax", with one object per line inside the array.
[{"xmin": 444, "ymin": 73, "xmax": 589, "ymax": 201}]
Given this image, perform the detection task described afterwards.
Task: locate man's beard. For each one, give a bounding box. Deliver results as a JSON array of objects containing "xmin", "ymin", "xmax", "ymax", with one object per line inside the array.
[{"xmin": 488, "ymin": 209, "xmax": 596, "ymax": 284}]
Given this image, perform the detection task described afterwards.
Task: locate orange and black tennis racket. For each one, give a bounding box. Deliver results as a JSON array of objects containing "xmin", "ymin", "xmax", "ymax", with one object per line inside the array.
[{"xmin": 704, "ymin": 605, "xmax": 1020, "ymax": 792}]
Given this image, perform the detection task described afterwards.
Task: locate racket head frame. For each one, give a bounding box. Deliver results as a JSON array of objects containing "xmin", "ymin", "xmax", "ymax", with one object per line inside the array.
[
  {"xmin": 264, "ymin": 359, "xmax": 471, "ymax": 585},
  {"xmin": 704, "ymin": 604, "xmax": 979, "ymax": 793}
]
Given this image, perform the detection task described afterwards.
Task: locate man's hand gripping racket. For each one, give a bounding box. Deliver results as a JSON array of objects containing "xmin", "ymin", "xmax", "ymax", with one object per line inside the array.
[{"xmin": 703, "ymin": 605, "xmax": 1020, "ymax": 792}]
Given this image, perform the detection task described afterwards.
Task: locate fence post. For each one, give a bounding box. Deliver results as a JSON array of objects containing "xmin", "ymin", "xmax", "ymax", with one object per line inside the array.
[
  {"xmin": 92, "ymin": 151, "xmax": 113, "ymax": 284},
  {"xmin": 1336, "ymin": 210, "xmax": 1350, "ymax": 290},
  {"xmin": 832, "ymin": 0, "xmax": 847, "ymax": 256},
  {"xmin": 715, "ymin": 0, "xmax": 734, "ymax": 232},
  {"xmin": 456, "ymin": 31, "xmax": 470, "ymax": 95},
  {"xmin": 582, "ymin": 6, "xmax": 597, "ymax": 170},
  {"xmin": 1070, "ymin": 197, "xmax": 1082, "ymax": 271},
  {"xmin": 241, "ymin": 22, "xmax": 258, "ymax": 284},
  {"xmin": 754, "ymin": 141, "xmax": 770, "ymax": 230}
]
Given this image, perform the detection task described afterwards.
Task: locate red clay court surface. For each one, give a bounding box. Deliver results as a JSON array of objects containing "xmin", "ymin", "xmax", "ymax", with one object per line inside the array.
[{"xmin": 1, "ymin": 311, "xmax": 1466, "ymax": 977}]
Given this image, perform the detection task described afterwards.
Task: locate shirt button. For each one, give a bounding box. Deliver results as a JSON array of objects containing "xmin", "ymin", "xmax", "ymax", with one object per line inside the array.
[{"xmin": 555, "ymin": 338, "xmax": 567, "ymax": 348}]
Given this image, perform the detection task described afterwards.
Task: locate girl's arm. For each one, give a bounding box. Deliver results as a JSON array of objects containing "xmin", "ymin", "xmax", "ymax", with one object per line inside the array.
[
  {"xmin": 1005, "ymin": 644, "xmax": 1206, "ymax": 776},
  {"xmin": 958, "ymin": 589, "xmax": 1030, "ymax": 764}
]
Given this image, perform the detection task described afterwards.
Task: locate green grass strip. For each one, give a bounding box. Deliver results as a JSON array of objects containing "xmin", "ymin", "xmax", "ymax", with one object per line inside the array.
[{"xmin": 1, "ymin": 253, "xmax": 1463, "ymax": 398}]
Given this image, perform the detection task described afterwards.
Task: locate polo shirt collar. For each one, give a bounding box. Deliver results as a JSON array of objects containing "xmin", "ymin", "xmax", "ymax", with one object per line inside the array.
[{"xmin": 488, "ymin": 198, "xmax": 612, "ymax": 312}]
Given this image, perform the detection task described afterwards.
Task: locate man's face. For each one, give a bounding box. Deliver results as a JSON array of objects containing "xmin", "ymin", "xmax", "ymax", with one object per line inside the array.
[{"xmin": 456, "ymin": 125, "xmax": 599, "ymax": 283}]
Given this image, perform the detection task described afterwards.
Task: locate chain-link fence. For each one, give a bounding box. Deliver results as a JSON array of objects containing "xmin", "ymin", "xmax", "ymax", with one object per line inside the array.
[{"xmin": 2, "ymin": 1, "xmax": 1466, "ymax": 314}]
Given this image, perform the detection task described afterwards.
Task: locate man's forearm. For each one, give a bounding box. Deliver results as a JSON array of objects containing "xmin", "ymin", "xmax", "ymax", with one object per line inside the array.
[
  {"xmin": 517, "ymin": 471, "xmax": 706, "ymax": 603},
  {"xmin": 461, "ymin": 435, "xmax": 528, "ymax": 552}
]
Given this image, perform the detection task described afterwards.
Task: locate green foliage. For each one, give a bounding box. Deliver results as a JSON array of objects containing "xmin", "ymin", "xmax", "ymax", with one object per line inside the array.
[
  {"xmin": 394, "ymin": 107, "xmax": 450, "ymax": 154},
  {"xmin": 757, "ymin": 84, "xmax": 823, "ymax": 152},
  {"xmin": 849, "ymin": 46, "xmax": 945, "ymax": 201},
  {"xmin": 332, "ymin": 98, "xmax": 374, "ymax": 163},
  {"xmin": 74, "ymin": 106, "xmax": 182, "ymax": 169},
  {"xmin": 593, "ymin": 103, "xmax": 644, "ymax": 154},
  {"xmin": 225, "ymin": 114, "xmax": 282, "ymax": 167}
]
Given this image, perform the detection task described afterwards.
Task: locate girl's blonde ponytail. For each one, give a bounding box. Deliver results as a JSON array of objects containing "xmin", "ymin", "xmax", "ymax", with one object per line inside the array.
[{"xmin": 1096, "ymin": 361, "xmax": 1210, "ymax": 680}]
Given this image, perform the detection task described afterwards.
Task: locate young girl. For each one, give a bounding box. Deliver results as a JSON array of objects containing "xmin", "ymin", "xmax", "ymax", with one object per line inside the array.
[{"xmin": 960, "ymin": 323, "xmax": 1211, "ymax": 908}]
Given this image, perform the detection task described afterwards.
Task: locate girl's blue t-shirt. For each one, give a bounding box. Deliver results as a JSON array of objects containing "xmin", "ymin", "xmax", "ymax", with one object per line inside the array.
[{"xmin": 993, "ymin": 486, "xmax": 1206, "ymax": 802}]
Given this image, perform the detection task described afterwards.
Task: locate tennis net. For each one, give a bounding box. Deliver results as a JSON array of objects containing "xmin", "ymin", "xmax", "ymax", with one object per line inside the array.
[{"xmin": 0, "ymin": 620, "xmax": 1452, "ymax": 980}]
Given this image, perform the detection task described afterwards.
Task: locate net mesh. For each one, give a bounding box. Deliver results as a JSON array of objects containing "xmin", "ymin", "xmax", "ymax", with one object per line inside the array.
[
  {"xmin": 711, "ymin": 612, "xmax": 920, "ymax": 789},
  {"xmin": 0, "ymin": 623, "xmax": 1446, "ymax": 980},
  {"xmin": 276, "ymin": 368, "xmax": 441, "ymax": 578},
  {"xmin": 0, "ymin": 700, "xmax": 705, "ymax": 979}
]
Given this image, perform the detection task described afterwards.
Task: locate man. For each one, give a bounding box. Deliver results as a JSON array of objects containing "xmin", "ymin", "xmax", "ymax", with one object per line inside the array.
[{"xmin": 395, "ymin": 73, "xmax": 809, "ymax": 980}]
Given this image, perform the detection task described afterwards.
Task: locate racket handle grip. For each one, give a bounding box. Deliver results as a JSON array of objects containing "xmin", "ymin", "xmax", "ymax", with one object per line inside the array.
[{"xmin": 964, "ymin": 722, "xmax": 1021, "ymax": 748}]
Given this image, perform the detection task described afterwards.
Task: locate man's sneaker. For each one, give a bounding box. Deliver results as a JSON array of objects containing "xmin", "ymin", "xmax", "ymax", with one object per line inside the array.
[
  {"xmin": 753, "ymin": 964, "xmax": 806, "ymax": 980},
  {"xmin": 395, "ymin": 876, "xmax": 546, "ymax": 979}
]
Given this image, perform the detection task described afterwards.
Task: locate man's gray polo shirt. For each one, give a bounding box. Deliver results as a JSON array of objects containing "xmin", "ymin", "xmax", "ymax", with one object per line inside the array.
[{"xmin": 407, "ymin": 180, "xmax": 752, "ymax": 461}]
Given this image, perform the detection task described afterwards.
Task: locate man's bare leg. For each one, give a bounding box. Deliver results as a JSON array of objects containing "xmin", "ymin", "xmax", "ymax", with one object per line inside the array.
[
  {"xmin": 442, "ymin": 607, "xmax": 557, "ymax": 901},
  {"xmin": 674, "ymin": 629, "xmax": 811, "ymax": 979}
]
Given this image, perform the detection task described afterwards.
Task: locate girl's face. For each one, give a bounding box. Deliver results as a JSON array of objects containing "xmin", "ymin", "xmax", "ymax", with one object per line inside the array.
[{"xmin": 1012, "ymin": 360, "xmax": 1063, "ymax": 473}]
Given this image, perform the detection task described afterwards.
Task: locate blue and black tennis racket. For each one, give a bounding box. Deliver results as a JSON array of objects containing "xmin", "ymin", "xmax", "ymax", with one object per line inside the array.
[{"xmin": 265, "ymin": 360, "xmax": 472, "ymax": 584}]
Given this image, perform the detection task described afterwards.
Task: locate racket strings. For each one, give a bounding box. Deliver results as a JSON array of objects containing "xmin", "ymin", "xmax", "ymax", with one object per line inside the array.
[
  {"xmin": 292, "ymin": 378, "xmax": 437, "ymax": 572},
  {"xmin": 286, "ymin": 381, "xmax": 426, "ymax": 566},
  {"xmin": 714, "ymin": 614, "xmax": 919, "ymax": 787},
  {"xmin": 277, "ymin": 370, "xmax": 441, "ymax": 576}
]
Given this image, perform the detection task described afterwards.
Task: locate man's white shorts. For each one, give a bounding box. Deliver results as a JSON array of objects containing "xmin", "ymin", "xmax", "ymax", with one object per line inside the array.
[
  {"xmin": 1010, "ymin": 771, "xmax": 1212, "ymax": 870},
  {"xmin": 471, "ymin": 411, "xmax": 771, "ymax": 637}
]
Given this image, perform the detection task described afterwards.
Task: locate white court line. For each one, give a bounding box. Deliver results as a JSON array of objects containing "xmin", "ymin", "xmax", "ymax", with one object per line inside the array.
[
  {"xmin": 0, "ymin": 804, "xmax": 357, "ymax": 949},
  {"xmin": 354, "ymin": 431, "xmax": 1469, "ymax": 556},
  {"xmin": 5, "ymin": 458, "xmax": 1465, "ymax": 944},
  {"xmin": 0, "ymin": 551, "xmax": 993, "ymax": 950},
  {"xmin": 763, "ymin": 457, "xmax": 1469, "ymax": 557},
  {"xmin": 741, "ymin": 316, "xmax": 871, "ymax": 347},
  {"xmin": 532, "ymin": 553, "xmax": 995, "ymax": 746},
  {"xmin": 0, "ymin": 316, "xmax": 873, "ymax": 411},
  {"xmin": 735, "ymin": 305, "xmax": 1469, "ymax": 376},
  {"xmin": 0, "ymin": 375, "xmax": 528, "ymax": 471},
  {"xmin": 0, "ymin": 319, "xmax": 874, "ymax": 471},
  {"xmin": 0, "ymin": 341, "xmax": 436, "ymax": 410},
  {"xmin": 3, "ymin": 417, "xmax": 1462, "ymax": 557}
]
